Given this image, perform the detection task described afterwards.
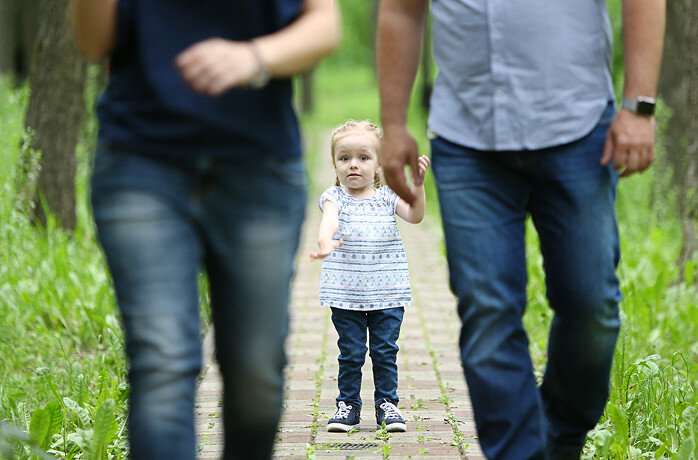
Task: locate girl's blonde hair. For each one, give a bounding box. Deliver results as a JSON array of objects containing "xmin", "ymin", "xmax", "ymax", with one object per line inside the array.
[{"xmin": 330, "ymin": 120, "xmax": 383, "ymax": 188}]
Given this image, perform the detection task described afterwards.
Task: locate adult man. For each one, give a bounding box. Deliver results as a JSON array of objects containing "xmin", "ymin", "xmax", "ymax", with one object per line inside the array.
[{"xmin": 377, "ymin": 0, "xmax": 664, "ymax": 458}]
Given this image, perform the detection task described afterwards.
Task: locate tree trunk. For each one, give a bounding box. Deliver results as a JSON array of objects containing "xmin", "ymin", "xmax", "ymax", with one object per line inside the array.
[
  {"xmin": 659, "ymin": 0, "xmax": 697, "ymax": 280},
  {"xmin": 0, "ymin": 0, "xmax": 17, "ymax": 74},
  {"xmin": 23, "ymin": 0, "xmax": 87, "ymax": 230},
  {"xmin": 0, "ymin": 0, "xmax": 39, "ymax": 78},
  {"xmin": 19, "ymin": 0, "xmax": 40, "ymax": 78}
]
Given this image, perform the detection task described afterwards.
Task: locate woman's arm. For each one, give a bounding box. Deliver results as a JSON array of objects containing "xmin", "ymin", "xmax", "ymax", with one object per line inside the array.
[
  {"xmin": 176, "ymin": 0, "xmax": 340, "ymax": 96},
  {"xmin": 310, "ymin": 201, "xmax": 343, "ymax": 260},
  {"xmin": 252, "ymin": 0, "xmax": 341, "ymax": 77},
  {"xmin": 69, "ymin": 0, "xmax": 119, "ymax": 61}
]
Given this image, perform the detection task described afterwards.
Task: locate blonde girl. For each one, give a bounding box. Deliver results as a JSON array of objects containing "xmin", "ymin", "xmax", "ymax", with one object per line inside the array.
[{"xmin": 311, "ymin": 120, "xmax": 429, "ymax": 432}]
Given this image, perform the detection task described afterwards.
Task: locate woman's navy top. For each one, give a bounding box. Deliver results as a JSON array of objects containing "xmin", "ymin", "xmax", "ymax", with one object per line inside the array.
[{"xmin": 96, "ymin": 0, "xmax": 304, "ymax": 158}]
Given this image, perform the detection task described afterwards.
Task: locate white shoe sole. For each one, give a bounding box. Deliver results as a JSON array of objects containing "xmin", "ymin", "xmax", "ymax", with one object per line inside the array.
[
  {"xmin": 380, "ymin": 422, "xmax": 407, "ymax": 432},
  {"xmin": 327, "ymin": 422, "xmax": 359, "ymax": 432}
]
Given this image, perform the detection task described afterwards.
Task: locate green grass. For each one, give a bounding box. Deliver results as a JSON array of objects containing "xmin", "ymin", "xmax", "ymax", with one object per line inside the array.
[
  {"xmin": 0, "ymin": 76, "xmax": 128, "ymax": 458},
  {"xmin": 521, "ymin": 130, "xmax": 697, "ymax": 458}
]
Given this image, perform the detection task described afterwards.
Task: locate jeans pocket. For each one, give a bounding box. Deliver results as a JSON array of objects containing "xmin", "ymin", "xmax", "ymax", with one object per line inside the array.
[{"xmin": 268, "ymin": 157, "xmax": 306, "ymax": 187}]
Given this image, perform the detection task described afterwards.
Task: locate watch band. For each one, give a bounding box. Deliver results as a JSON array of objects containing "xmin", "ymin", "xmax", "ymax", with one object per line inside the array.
[{"xmin": 621, "ymin": 96, "xmax": 656, "ymax": 117}]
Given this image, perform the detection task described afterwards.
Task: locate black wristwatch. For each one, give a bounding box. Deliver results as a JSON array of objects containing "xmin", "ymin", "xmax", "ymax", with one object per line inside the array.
[{"xmin": 621, "ymin": 96, "xmax": 656, "ymax": 117}]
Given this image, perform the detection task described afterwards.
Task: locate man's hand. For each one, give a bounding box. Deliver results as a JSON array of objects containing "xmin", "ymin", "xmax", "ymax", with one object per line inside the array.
[
  {"xmin": 601, "ymin": 109, "xmax": 656, "ymax": 177},
  {"xmin": 176, "ymin": 38, "xmax": 260, "ymax": 96},
  {"xmin": 383, "ymin": 125, "xmax": 420, "ymax": 204},
  {"xmin": 310, "ymin": 238, "xmax": 343, "ymax": 260}
]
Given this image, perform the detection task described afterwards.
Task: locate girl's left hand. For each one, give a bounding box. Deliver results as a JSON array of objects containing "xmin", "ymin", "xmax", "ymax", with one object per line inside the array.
[
  {"xmin": 413, "ymin": 155, "xmax": 430, "ymax": 186},
  {"xmin": 176, "ymin": 38, "xmax": 260, "ymax": 96}
]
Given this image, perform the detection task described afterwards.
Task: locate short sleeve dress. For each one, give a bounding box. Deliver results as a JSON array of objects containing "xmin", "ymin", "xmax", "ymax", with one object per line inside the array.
[{"xmin": 318, "ymin": 186, "xmax": 411, "ymax": 311}]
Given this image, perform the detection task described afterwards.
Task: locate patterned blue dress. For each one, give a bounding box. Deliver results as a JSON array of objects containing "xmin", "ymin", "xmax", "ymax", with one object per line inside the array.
[{"xmin": 318, "ymin": 186, "xmax": 411, "ymax": 311}]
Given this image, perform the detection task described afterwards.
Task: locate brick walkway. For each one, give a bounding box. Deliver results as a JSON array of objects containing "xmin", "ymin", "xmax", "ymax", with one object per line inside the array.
[{"xmin": 195, "ymin": 136, "xmax": 484, "ymax": 459}]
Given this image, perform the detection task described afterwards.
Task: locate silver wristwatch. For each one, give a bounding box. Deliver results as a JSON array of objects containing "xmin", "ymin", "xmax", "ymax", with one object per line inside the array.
[{"xmin": 621, "ymin": 96, "xmax": 656, "ymax": 117}]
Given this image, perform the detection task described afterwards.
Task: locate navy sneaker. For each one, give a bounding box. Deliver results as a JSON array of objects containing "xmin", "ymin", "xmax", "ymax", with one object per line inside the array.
[
  {"xmin": 327, "ymin": 401, "xmax": 361, "ymax": 432},
  {"xmin": 375, "ymin": 399, "xmax": 406, "ymax": 432}
]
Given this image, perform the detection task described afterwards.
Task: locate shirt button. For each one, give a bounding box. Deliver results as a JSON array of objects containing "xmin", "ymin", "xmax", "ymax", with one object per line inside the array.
[
  {"xmin": 492, "ymin": 17, "xmax": 498, "ymax": 23},
  {"xmin": 495, "ymin": 89, "xmax": 504, "ymax": 98},
  {"xmin": 494, "ymin": 54, "xmax": 502, "ymax": 63}
]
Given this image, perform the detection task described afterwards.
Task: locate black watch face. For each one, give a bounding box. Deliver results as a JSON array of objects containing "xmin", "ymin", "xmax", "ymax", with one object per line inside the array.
[{"xmin": 637, "ymin": 100, "xmax": 655, "ymax": 116}]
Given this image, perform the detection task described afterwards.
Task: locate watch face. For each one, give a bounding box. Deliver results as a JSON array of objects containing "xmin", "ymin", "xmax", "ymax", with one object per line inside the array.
[
  {"xmin": 623, "ymin": 97, "xmax": 656, "ymax": 117},
  {"xmin": 636, "ymin": 100, "xmax": 655, "ymax": 116}
]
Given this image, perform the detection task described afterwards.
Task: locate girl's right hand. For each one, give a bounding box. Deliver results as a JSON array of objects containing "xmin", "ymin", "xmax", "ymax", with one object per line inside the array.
[
  {"xmin": 310, "ymin": 238, "xmax": 343, "ymax": 260},
  {"xmin": 413, "ymin": 155, "xmax": 431, "ymax": 186}
]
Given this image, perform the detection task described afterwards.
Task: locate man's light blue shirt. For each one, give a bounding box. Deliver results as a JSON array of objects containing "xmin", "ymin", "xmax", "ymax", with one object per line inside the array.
[{"xmin": 428, "ymin": 0, "xmax": 615, "ymax": 151}]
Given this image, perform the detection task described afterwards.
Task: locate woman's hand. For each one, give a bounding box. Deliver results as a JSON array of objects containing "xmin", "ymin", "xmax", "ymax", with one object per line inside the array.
[{"xmin": 176, "ymin": 39, "xmax": 261, "ymax": 96}]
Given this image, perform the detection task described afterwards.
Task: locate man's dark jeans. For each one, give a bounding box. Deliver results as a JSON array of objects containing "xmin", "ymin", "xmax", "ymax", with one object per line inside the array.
[
  {"xmin": 431, "ymin": 104, "xmax": 621, "ymax": 459},
  {"xmin": 91, "ymin": 145, "xmax": 306, "ymax": 459},
  {"xmin": 330, "ymin": 307, "xmax": 404, "ymax": 409}
]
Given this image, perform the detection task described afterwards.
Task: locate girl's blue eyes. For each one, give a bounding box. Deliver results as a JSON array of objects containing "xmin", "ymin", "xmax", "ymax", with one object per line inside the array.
[{"xmin": 339, "ymin": 155, "xmax": 370, "ymax": 161}]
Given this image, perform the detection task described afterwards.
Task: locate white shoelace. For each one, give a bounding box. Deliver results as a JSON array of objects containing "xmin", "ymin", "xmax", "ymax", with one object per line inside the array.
[
  {"xmin": 333, "ymin": 401, "xmax": 352, "ymax": 419},
  {"xmin": 380, "ymin": 401, "xmax": 402, "ymax": 419}
]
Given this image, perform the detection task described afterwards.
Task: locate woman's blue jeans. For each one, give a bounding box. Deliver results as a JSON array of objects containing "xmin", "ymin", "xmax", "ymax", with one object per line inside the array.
[
  {"xmin": 431, "ymin": 105, "xmax": 621, "ymax": 459},
  {"xmin": 90, "ymin": 145, "xmax": 306, "ymax": 459},
  {"xmin": 330, "ymin": 307, "xmax": 404, "ymax": 409}
]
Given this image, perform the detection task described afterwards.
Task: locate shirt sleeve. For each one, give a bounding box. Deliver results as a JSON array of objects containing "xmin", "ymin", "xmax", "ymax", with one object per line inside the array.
[
  {"xmin": 381, "ymin": 186, "xmax": 400, "ymax": 214},
  {"xmin": 318, "ymin": 186, "xmax": 343, "ymax": 212}
]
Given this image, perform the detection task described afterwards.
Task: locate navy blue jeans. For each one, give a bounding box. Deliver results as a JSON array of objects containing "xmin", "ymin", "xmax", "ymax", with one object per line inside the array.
[
  {"xmin": 90, "ymin": 145, "xmax": 306, "ymax": 459},
  {"xmin": 330, "ymin": 307, "xmax": 404, "ymax": 409},
  {"xmin": 431, "ymin": 105, "xmax": 621, "ymax": 459}
]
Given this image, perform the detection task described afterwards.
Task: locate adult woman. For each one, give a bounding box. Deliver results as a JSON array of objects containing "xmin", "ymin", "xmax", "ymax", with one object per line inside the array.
[{"xmin": 70, "ymin": 1, "xmax": 339, "ymax": 458}]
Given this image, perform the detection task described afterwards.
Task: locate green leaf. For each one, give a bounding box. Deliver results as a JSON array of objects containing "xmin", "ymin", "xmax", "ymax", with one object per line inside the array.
[
  {"xmin": 676, "ymin": 435, "xmax": 694, "ymax": 460},
  {"xmin": 29, "ymin": 402, "xmax": 62, "ymax": 451},
  {"xmin": 89, "ymin": 398, "xmax": 116, "ymax": 460},
  {"xmin": 67, "ymin": 429, "xmax": 91, "ymax": 452},
  {"xmin": 608, "ymin": 404, "xmax": 629, "ymax": 442},
  {"xmin": 73, "ymin": 373, "xmax": 87, "ymax": 406},
  {"xmin": 63, "ymin": 397, "xmax": 91, "ymax": 428}
]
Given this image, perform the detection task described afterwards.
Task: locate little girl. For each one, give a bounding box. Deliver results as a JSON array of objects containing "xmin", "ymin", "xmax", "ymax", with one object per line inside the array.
[{"xmin": 310, "ymin": 120, "xmax": 429, "ymax": 433}]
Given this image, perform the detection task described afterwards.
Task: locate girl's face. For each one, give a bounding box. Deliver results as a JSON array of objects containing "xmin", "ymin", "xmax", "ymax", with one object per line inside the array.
[{"xmin": 333, "ymin": 131, "xmax": 381, "ymax": 192}]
